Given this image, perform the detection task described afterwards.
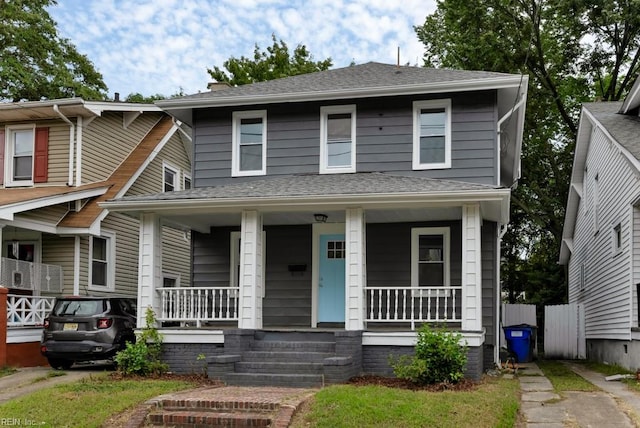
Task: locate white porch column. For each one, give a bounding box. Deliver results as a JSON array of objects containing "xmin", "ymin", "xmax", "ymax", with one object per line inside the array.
[
  {"xmin": 238, "ymin": 210, "xmax": 264, "ymax": 329},
  {"xmin": 0, "ymin": 225, "xmax": 4, "ymax": 285},
  {"xmin": 138, "ymin": 213, "xmax": 162, "ymax": 328},
  {"xmin": 461, "ymin": 203, "xmax": 483, "ymax": 332},
  {"xmin": 345, "ymin": 207, "xmax": 366, "ymax": 330}
]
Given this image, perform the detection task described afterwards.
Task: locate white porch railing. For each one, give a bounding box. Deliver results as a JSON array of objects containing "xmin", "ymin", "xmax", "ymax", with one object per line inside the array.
[
  {"xmin": 7, "ymin": 294, "xmax": 55, "ymax": 327},
  {"xmin": 365, "ymin": 286, "xmax": 462, "ymax": 330},
  {"xmin": 1, "ymin": 258, "xmax": 64, "ymax": 293},
  {"xmin": 157, "ymin": 287, "xmax": 239, "ymax": 327}
]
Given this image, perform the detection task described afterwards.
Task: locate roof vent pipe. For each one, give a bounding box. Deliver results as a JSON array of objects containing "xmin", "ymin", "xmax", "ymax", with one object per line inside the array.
[
  {"xmin": 114, "ymin": 92, "xmax": 120, "ymax": 102},
  {"xmin": 53, "ymin": 104, "xmax": 75, "ymax": 186}
]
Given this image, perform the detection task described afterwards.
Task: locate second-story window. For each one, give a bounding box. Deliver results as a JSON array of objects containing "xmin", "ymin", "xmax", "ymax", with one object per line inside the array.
[
  {"xmin": 2, "ymin": 125, "xmax": 48, "ymax": 187},
  {"xmin": 412, "ymin": 99, "xmax": 451, "ymax": 170},
  {"xmin": 232, "ymin": 110, "xmax": 267, "ymax": 176},
  {"xmin": 163, "ymin": 162, "xmax": 179, "ymax": 192},
  {"xmin": 320, "ymin": 105, "xmax": 356, "ymax": 173},
  {"xmin": 183, "ymin": 174, "xmax": 192, "ymax": 190}
]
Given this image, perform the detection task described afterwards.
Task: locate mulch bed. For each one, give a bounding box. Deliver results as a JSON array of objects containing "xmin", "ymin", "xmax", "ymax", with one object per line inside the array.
[{"xmin": 347, "ymin": 375, "xmax": 477, "ymax": 391}]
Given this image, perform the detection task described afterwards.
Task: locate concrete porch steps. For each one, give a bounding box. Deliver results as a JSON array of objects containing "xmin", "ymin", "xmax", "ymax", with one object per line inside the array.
[{"xmin": 209, "ymin": 330, "xmax": 362, "ymax": 387}]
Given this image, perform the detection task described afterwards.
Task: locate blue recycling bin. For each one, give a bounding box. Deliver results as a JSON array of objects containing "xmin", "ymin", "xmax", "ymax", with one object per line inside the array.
[{"xmin": 503, "ymin": 324, "xmax": 536, "ymax": 363}]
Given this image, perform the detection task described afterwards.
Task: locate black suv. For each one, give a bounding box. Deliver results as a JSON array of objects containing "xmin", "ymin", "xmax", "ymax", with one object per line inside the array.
[{"xmin": 41, "ymin": 296, "xmax": 137, "ymax": 369}]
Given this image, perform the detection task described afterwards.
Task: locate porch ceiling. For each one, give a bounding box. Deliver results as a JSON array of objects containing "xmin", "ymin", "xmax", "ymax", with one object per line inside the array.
[{"xmin": 156, "ymin": 205, "xmax": 493, "ymax": 232}]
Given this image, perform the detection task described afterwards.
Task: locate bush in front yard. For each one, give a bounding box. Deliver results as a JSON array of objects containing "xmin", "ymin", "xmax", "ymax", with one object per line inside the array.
[
  {"xmin": 390, "ymin": 325, "xmax": 467, "ymax": 385},
  {"xmin": 115, "ymin": 307, "xmax": 168, "ymax": 376}
]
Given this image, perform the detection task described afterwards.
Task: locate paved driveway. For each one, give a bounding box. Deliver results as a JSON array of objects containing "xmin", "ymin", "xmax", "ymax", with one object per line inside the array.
[{"xmin": 0, "ymin": 362, "xmax": 113, "ymax": 404}]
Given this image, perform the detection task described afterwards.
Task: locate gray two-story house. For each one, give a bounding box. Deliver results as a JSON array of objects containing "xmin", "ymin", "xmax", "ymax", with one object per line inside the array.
[{"xmin": 103, "ymin": 62, "xmax": 528, "ymax": 384}]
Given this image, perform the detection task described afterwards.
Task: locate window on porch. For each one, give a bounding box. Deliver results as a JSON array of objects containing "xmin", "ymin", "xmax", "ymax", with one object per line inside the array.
[
  {"xmin": 411, "ymin": 227, "xmax": 450, "ymax": 288},
  {"xmin": 89, "ymin": 233, "xmax": 115, "ymax": 291}
]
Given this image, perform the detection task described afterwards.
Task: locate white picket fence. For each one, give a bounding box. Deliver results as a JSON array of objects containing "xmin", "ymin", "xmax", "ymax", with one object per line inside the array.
[{"xmin": 544, "ymin": 303, "xmax": 586, "ymax": 359}]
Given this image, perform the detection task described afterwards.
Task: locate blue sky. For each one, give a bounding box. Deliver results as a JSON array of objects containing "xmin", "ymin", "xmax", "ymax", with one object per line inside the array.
[{"xmin": 48, "ymin": 0, "xmax": 436, "ymax": 98}]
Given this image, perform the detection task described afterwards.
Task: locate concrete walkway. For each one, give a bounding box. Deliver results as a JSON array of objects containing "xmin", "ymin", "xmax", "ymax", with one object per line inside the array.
[
  {"xmin": 0, "ymin": 363, "xmax": 111, "ymax": 404},
  {"xmin": 519, "ymin": 362, "xmax": 639, "ymax": 427}
]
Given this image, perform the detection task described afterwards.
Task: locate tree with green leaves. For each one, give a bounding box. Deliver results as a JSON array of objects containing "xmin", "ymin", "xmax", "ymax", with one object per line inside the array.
[
  {"xmin": 415, "ymin": 0, "xmax": 640, "ymax": 306},
  {"xmin": 207, "ymin": 34, "xmax": 332, "ymax": 86},
  {"xmin": 0, "ymin": 0, "xmax": 107, "ymax": 102}
]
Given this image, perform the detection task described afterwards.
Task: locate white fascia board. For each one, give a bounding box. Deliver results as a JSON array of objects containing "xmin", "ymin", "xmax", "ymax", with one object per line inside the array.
[
  {"xmin": 158, "ymin": 329, "xmax": 225, "ymax": 344},
  {"xmin": 101, "ymin": 188, "xmax": 511, "ymax": 213},
  {"xmin": 0, "ymin": 98, "xmax": 84, "ymax": 112},
  {"xmin": 82, "ymin": 101, "xmax": 162, "ymax": 116},
  {"xmin": 0, "ymin": 186, "xmax": 109, "ymax": 221},
  {"xmin": 362, "ymin": 330, "xmax": 485, "ymax": 347},
  {"xmin": 2, "ymin": 217, "xmax": 58, "ymax": 234},
  {"xmin": 158, "ymin": 76, "xmax": 525, "ymax": 111}
]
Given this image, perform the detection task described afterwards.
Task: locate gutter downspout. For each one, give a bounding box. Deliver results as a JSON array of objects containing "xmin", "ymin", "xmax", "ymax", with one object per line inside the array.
[
  {"xmin": 53, "ymin": 105, "xmax": 75, "ymax": 186},
  {"xmin": 75, "ymin": 116, "xmax": 83, "ymax": 188},
  {"xmin": 496, "ymin": 96, "xmax": 527, "ymax": 186},
  {"xmin": 495, "ymin": 223, "xmax": 509, "ymax": 366}
]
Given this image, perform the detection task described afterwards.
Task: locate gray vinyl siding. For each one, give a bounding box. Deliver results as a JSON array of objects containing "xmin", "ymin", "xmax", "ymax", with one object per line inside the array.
[
  {"xmin": 568, "ymin": 125, "xmax": 638, "ymax": 340},
  {"xmin": 81, "ymin": 112, "xmax": 163, "ymax": 184},
  {"xmin": 192, "ymin": 91, "xmax": 497, "ymax": 187},
  {"xmin": 263, "ymin": 225, "xmax": 312, "ymax": 327},
  {"xmin": 126, "ymin": 132, "xmax": 191, "ymax": 196},
  {"xmin": 192, "ymin": 228, "xmax": 233, "ymax": 288},
  {"xmin": 633, "ymin": 206, "xmax": 640, "ymax": 327},
  {"xmin": 41, "ymin": 234, "xmax": 75, "ymax": 295}
]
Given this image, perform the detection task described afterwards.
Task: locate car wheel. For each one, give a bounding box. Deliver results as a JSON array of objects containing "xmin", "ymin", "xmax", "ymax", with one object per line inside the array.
[{"xmin": 48, "ymin": 358, "xmax": 73, "ymax": 370}]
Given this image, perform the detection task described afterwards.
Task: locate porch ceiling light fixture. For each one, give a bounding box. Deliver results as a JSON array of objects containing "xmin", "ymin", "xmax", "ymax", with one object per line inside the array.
[{"xmin": 314, "ymin": 213, "xmax": 328, "ymax": 223}]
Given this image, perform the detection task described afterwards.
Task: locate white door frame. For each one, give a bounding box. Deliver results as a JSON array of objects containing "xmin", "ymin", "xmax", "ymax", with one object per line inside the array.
[{"xmin": 311, "ymin": 222, "xmax": 345, "ymax": 327}]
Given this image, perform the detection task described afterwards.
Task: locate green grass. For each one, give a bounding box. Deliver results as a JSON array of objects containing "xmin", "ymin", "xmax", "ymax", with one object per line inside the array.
[
  {"xmin": 537, "ymin": 360, "xmax": 597, "ymax": 392},
  {"xmin": 581, "ymin": 360, "xmax": 633, "ymax": 376},
  {"xmin": 0, "ymin": 366, "xmax": 17, "ymax": 378},
  {"xmin": 0, "ymin": 375, "xmax": 195, "ymax": 427},
  {"xmin": 292, "ymin": 377, "xmax": 519, "ymax": 428},
  {"xmin": 32, "ymin": 370, "xmax": 67, "ymax": 383}
]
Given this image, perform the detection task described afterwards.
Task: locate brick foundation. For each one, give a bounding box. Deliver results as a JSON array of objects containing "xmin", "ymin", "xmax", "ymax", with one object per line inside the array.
[{"xmin": 7, "ymin": 342, "xmax": 48, "ymax": 367}]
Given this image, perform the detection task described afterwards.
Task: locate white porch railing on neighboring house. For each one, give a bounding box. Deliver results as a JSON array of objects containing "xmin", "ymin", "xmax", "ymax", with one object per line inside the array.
[
  {"xmin": 157, "ymin": 287, "xmax": 240, "ymax": 327},
  {"xmin": 7, "ymin": 294, "xmax": 55, "ymax": 327},
  {"xmin": 365, "ymin": 286, "xmax": 463, "ymax": 330},
  {"xmin": 1, "ymin": 258, "xmax": 64, "ymax": 293}
]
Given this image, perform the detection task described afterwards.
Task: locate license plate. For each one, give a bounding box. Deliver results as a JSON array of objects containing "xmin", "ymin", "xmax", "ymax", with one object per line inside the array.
[{"xmin": 63, "ymin": 323, "xmax": 78, "ymax": 331}]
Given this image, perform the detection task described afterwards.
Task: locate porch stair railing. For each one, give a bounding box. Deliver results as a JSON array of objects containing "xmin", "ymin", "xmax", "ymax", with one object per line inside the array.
[
  {"xmin": 365, "ymin": 286, "xmax": 462, "ymax": 330},
  {"xmin": 7, "ymin": 294, "xmax": 55, "ymax": 327},
  {"xmin": 157, "ymin": 287, "xmax": 239, "ymax": 327}
]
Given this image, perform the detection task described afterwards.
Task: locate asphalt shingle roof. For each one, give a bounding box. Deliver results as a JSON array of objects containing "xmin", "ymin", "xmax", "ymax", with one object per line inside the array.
[
  {"xmin": 110, "ymin": 172, "xmax": 502, "ymax": 203},
  {"xmin": 171, "ymin": 62, "xmax": 519, "ymax": 101},
  {"xmin": 584, "ymin": 102, "xmax": 640, "ymax": 161}
]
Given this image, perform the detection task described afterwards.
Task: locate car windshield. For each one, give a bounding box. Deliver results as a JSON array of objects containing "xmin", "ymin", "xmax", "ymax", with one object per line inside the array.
[{"xmin": 53, "ymin": 300, "xmax": 106, "ymax": 316}]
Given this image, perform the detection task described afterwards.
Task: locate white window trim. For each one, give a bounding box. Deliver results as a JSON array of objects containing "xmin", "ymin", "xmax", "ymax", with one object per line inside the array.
[
  {"xmin": 230, "ymin": 230, "xmax": 266, "ymax": 297},
  {"xmin": 319, "ymin": 105, "xmax": 356, "ymax": 174},
  {"xmin": 88, "ymin": 231, "xmax": 116, "ymax": 291},
  {"xmin": 5, "ymin": 124, "xmax": 36, "ymax": 187},
  {"xmin": 613, "ymin": 222, "xmax": 623, "ymax": 256},
  {"xmin": 232, "ymin": 110, "xmax": 267, "ymax": 177},
  {"xmin": 162, "ymin": 161, "xmax": 180, "ymax": 192},
  {"xmin": 412, "ymin": 99, "xmax": 452, "ymax": 170},
  {"xmin": 162, "ymin": 272, "xmax": 181, "ymax": 287},
  {"xmin": 183, "ymin": 173, "xmax": 192, "ymax": 190},
  {"xmin": 410, "ymin": 227, "xmax": 451, "ymax": 289}
]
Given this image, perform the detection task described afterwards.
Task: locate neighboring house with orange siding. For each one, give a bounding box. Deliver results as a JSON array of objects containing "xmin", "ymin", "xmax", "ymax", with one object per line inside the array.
[{"xmin": 0, "ymin": 98, "xmax": 191, "ymax": 366}]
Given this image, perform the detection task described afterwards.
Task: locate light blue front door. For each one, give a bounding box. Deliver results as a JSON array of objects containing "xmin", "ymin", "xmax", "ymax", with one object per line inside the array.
[{"xmin": 318, "ymin": 234, "xmax": 346, "ymax": 322}]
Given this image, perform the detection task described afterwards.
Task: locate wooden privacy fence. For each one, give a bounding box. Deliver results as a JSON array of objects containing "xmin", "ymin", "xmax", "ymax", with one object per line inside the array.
[{"xmin": 544, "ymin": 303, "xmax": 586, "ymax": 359}]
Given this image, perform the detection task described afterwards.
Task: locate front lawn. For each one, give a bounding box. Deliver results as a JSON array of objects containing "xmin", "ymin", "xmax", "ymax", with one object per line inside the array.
[
  {"xmin": 291, "ymin": 377, "xmax": 519, "ymax": 428},
  {"xmin": 0, "ymin": 374, "xmax": 196, "ymax": 428}
]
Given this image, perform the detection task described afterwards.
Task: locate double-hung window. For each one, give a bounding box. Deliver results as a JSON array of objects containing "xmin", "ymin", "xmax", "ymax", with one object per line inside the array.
[
  {"xmin": 411, "ymin": 227, "xmax": 450, "ymax": 289},
  {"xmin": 320, "ymin": 105, "xmax": 356, "ymax": 173},
  {"xmin": 6, "ymin": 125, "xmax": 35, "ymax": 186},
  {"xmin": 232, "ymin": 110, "xmax": 267, "ymax": 176},
  {"xmin": 183, "ymin": 174, "xmax": 192, "ymax": 190},
  {"xmin": 89, "ymin": 233, "xmax": 115, "ymax": 290},
  {"xmin": 412, "ymin": 99, "xmax": 451, "ymax": 170},
  {"xmin": 163, "ymin": 162, "xmax": 179, "ymax": 192}
]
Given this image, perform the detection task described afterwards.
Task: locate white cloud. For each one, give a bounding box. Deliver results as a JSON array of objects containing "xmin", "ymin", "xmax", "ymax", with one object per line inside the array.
[{"xmin": 48, "ymin": 0, "xmax": 436, "ymax": 98}]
